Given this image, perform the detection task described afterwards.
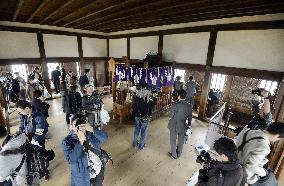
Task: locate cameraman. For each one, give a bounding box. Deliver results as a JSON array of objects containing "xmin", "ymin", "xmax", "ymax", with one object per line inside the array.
[
  {"xmin": 62, "ymin": 114, "xmax": 108, "ymax": 186},
  {"xmin": 249, "ymin": 89, "xmax": 272, "ymax": 130},
  {"xmin": 198, "ymin": 137, "xmax": 245, "ymax": 186}
]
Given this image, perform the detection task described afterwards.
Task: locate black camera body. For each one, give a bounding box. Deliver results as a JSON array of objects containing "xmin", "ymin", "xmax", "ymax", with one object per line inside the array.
[
  {"xmin": 196, "ymin": 150, "xmax": 212, "ymax": 170},
  {"xmin": 251, "ymin": 88, "xmax": 265, "ymax": 97}
]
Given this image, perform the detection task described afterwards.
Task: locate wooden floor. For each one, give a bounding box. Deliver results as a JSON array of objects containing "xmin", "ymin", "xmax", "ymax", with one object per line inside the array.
[{"xmin": 4, "ymin": 96, "xmax": 284, "ymax": 186}]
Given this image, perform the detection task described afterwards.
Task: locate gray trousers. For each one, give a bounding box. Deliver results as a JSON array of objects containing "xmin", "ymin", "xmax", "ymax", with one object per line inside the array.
[
  {"xmin": 186, "ymin": 97, "xmax": 194, "ymax": 105},
  {"xmin": 170, "ymin": 130, "xmax": 186, "ymax": 158}
]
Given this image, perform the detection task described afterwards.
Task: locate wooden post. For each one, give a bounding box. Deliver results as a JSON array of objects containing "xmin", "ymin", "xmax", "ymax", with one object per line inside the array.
[
  {"xmin": 105, "ymin": 38, "xmax": 110, "ymax": 85},
  {"xmin": 127, "ymin": 37, "xmax": 130, "ymax": 59},
  {"xmin": 77, "ymin": 36, "xmax": 84, "ymax": 75},
  {"xmin": 158, "ymin": 34, "xmax": 163, "ymax": 59},
  {"xmin": 198, "ymin": 28, "xmax": 217, "ymax": 119},
  {"xmin": 223, "ymin": 75, "xmax": 234, "ymax": 102},
  {"xmin": 37, "ymin": 32, "xmax": 52, "ymax": 97}
]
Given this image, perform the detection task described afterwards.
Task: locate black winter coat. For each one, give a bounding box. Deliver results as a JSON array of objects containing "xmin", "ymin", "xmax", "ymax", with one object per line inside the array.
[
  {"xmin": 62, "ymin": 91, "xmax": 82, "ymax": 114},
  {"xmin": 133, "ymin": 97, "xmax": 156, "ymax": 118},
  {"xmin": 198, "ymin": 160, "xmax": 245, "ymax": 186}
]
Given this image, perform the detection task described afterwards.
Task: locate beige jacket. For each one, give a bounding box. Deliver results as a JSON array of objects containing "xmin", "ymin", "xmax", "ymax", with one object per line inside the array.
[{"xmin": 236, "ymin": 126, "xmax": 270, "ymax": 184}]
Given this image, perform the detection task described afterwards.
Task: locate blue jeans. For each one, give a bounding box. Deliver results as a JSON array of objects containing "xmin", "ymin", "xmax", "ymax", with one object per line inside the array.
[{"xmin": 133, "ymin": 117, "xmax": 149, "ymax": 150}]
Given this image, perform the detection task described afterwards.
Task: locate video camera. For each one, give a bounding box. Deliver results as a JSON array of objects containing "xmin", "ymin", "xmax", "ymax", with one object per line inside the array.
[
  {"xmin": 251, "ymin": 88, "xmax": 265, "ymax": 97},
  {"xmin": 196, "ymin": 150, "xmax": 212, "ymax": 170}
]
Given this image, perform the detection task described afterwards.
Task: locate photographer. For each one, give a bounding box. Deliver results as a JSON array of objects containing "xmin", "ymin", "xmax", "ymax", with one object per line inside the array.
[
  {"xmin": 198, "ymin": 137, "xmax": 245, "ymax": 186},
  {"xmin": 62, "ymin": 114, "xmax": 108, "ymax": 186},
  {"xmin": 236, "ymin": 122, "xmax": 284, "ymax": 185}
]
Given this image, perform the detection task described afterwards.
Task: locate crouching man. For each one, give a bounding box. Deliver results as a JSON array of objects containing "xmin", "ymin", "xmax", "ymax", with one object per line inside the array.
[
  {"xmin": 198, "ymin": 137, "xmax": 246, "ymax": 186},
  {"xmin": 62, "ymin": 114, "xmax": 108, "ymax": 186}
]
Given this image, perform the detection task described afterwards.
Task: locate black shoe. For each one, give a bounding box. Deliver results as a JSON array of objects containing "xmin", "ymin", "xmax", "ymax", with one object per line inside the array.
[{"xmin": 168, "ymin": 152, "xmax": 177, "ymax": 159}]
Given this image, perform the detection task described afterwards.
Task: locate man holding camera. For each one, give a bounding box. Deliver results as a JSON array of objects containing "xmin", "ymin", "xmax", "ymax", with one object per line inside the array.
[
  {"xmin": 62, "ymin": 114, "xmax": 108, "ymax": 186},
  {"xmin": 198, "ymin": 137, "xmax": 245, "ymax": 186},
  {"xmin": 168, "ymin": 89, "xmax": 192, "ymax": 159}
]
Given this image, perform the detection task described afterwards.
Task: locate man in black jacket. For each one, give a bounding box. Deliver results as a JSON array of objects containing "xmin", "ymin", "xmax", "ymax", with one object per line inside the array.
[
  {"xmin": 198, "ymin": 137, "xmax": 245, "ymax": 186},
  {"xmin": 51, "ymin": 66, "xmax": 61, "ymax": 94},
  {"xmin": 79, "ymin": 69, "xmax": 90, "ymax": 88},
  {"xmin": 132, "ymin": 84, "xmax": 156, "ymax": 150}
]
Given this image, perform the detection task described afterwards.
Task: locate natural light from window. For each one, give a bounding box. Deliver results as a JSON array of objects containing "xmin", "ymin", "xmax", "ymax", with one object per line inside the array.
[
  {"xmin": 259, "ymin": 80, "xmax": 278, "ymax": 95},
  {"xmin": 210, "ymin": 73, "xmax": 227, "ymax": 92},
  {"xmin": 47, "ymin": 63, "xmax": 60, "ymax": 79},
  {"xmin": 11, "ymin": 64, "xmax": 28, "ymax": 81},
  {"xmin": 174, "ymin": 69, "xmax": 185, "ymax": 82}
]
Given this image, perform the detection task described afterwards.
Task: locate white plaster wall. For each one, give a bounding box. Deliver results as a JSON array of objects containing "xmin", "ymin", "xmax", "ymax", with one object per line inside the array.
[
  {"xmin": 0, "ymin": 31, "xmax": 39, "ymax": 58},
  {"xmin": 82, "ymin": 37, "xmax": 107, "ymax": 57},
  {"xmin": 163, "ymin": 32, "xmax": 210, "ymax": 64},
  {"xmin": 130, "ymin": 36, "xmax": 159, "ymax": 59},
  {"xmin": 109, "ymin": 38, "xmax": 127, "ymax": 58},
  {"xmin": 43, "ymin": 34, "xmax": 78, "ymax": 57},
  {"xmin": 214, "ymin": 29, "xmax": 284, "ymax": 72}
]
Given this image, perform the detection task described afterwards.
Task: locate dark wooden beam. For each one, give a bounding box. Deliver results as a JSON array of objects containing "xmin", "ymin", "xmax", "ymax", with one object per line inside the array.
[
  {"xmin": 62, "ymin": 0, "xmax": 129, "ymax": 27},
  {"xmin": 175, "ymin": 63, "xmax": 207, "ymax": 71},
  {"xmin": 97, "ymin": 4, "xmax": 284, "ymax": 32},
  {"xmin": 127, "ymin": 37, "xmax": 130, "ymax": 59},
  {"xmin": 158, "ymin": 34, "xmax": 163, "ymax": 57},
  {"xmin": 206, "ymin": 28, "xmax": 217, "ymax": 66},
  {"xmin": 105, "ymin": 38, "xmax": 110, "ymax": 85},
  {"xmin": 77, "ymin": 36, "xmax": 83, "ymax": 58},
  {"xmin": 39, "ymin": 0, "xmax": 76, "ymax": 24},
  {"xmin": 27, "ymin": 0, "xmax": 49, "ymax": 22},
  {"xmin": 0, "ymin": 58, "xmax": 41, "ymax": 65},
  {"xmin": 108, "ymin": 20, "xmax": 284, "ymax": 39},
  {"xmin": 37, "ymin": 32, "xmax": 52, "ymax": 96},
  {"xmin": 0, "ymin": 25, "xmax": 107, "ymax": 39},
  {"xmin": 52, "ymin": 0, "xmax": 120, "ymax": 25},
  {"xmin": 73, "ymin": 0, "xmax": 168, "ymax": 28},
  {"xmin": 12, "ymin": 0, "xmax": 24, "ymax": 22}
]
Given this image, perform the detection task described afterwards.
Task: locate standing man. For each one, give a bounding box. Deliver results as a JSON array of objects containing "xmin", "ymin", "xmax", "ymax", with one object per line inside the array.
[
  {"xmin": 62, "ymin": 114, "xmax": 108, "ymax": 186},
  {"xmin": 185, "ymin": 76, "xmax": 198, "ymax": 105},
  {"xmin": 51, "ymin": 66, "xmax": 61, "ymax": 94},
  {"xmin": 173, "ymin": 76, "xmax": 183, "ymax": 101},
  {"xmin": 132, "ymin": 84, "xmax": 156, "ymax": 150},
  {"xmin": 168, "ymin": 89, "xmax": 192, "ymax": 159},
  {"xmin": 14, "ymin": 72, "xmax": 27, "ymax": 100},
  {"xmin": 79, "ymin": 69, "xmax": 91, "ymax": 89}
]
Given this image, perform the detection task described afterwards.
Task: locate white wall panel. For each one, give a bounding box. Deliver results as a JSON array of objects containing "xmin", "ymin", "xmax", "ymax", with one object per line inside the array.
[
  {"xmin": 130, "ymin": 36, "xmax": 159, "ymax": 59},
  {"xmin": 163, "ymin": 33, "xmax": 210, "ymax": 64},
  {"xmin": 0, "ymin": 31, "xmax": 39, "ymax": 58},
  {"xmin": 82, "ymin": 38, "xmax": 107, "ymax": 57},
  {"xmin": 214, "ymin": 29, "xmax": 284, "ymax": 72},
  {"xmin": 109, "ymin": 38, "xmax": 127, "ymax": 58},
  {"xmin": 43, "ymin": 34, "xmax": 78, "ymax": 57}
]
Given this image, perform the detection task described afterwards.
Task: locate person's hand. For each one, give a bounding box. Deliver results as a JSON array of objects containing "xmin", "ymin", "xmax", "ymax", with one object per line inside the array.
[
  {"xmin": 77, "ymin": 129, "xmax": 86, "ymax": 145},
  {"xmin": 82, "ymin": 123, "xmax": 94, "ymax": 133},
  {"xmin": 69, "ymin": 124, "xmax": 76, "ymax": 132}
]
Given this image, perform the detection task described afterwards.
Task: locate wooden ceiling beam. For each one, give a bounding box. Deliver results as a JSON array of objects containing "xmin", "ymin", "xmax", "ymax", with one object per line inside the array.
[
  {"xmin": 73, "ymin": 0, "xmax": 195, "ymax": 28},
  {"xmin": 96, "ymin": 5, "xmax": 284, "ymax": 32},
  {"xmin": 27, "ymin": 0, "xmax": 49, "ymax": 22},
  {"xmin": 82, "ymin": 0, "xmax": 226, "ymax": 29},
  {"xmin": 87, "ymin": 1, "xmax": 281, "ymax": 31},
  {"xmin": 12, "ymin": 0, "xmax": 24, "ymax": 21},
  {"xmin": 62, "ymin": 0, "xmax": 131, "ymax": 27},
  {"xmin": 39, "ymin": 0, "xmax": 77, "ymax": 24}
]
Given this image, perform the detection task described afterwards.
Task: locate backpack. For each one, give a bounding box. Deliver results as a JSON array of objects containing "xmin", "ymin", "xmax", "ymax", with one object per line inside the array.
[{"xmin": 237, "ymin": 130, "xmax": 264, "ymax": 152}]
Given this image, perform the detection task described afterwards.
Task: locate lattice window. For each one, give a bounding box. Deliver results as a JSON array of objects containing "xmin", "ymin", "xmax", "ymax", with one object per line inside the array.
[
  {"xmin": 210, "ymin": 73, "xmax": 227, "ymax": 92},
  {"xmin": 11, "ymin": 64, "xmax": 27, "ymax": 80},
  {"xmin": 259, "ymin": 80, "xmax": 278, "ymax": 95},
  {"xmin": 174, "ymin": 69, "xmax": 185, "ymax": 82}
]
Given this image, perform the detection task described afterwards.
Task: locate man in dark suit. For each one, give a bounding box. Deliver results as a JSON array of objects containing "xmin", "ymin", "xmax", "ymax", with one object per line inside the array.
[
  {"xmin": 51, "ymin": 66, "xmax": 61, "ymax": 94},
  {"xmin": 79, "ymin": 69, "xmax": 90, "ymax": 88},
  {"xmin": 168, "ymin": 89, "xmax": 192, "ymax": 159}
]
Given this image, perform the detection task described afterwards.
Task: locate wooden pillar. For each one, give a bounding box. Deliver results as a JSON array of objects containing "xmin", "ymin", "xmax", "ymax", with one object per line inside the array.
[
  {"xmin": 77, "ymin": 36, "xmax": 84, "ymax": 75},
  {"xmin": 105, "ymin": 39, "xmax": 110, "ymax": 85},
  {"xmin": 198, "ymin": 28, "xmax": 217, "ymax": 119},
  {"xmin": 37, "ymin": 32, "xmax": 52, "ymax": 96},
  {"xmin": 158, "ymin": 34, "xmax": 163, "ymax": 57},
  {"xmin": 223, "ymin": 75, "xmax": 234, "ymax": 102},
  {"xmin": 127, "ymin": 37, "xmax": 130, "ymax": 59}
]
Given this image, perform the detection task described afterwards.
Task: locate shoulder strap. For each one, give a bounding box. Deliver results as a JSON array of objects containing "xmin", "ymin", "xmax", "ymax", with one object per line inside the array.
[
  {"xmin": 238, "ymin": 130, "xmax": 264, "ymax": 152},
  {"xmin": 236, "ymin": 165, "xmax": 244, "ymax": 186}
]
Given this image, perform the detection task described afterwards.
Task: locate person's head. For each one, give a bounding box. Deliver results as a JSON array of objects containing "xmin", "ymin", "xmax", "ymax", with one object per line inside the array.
[
  {"xmin": 0, "ymin": 126, "xmax": 7, "ymax": 139},
  {"xmin": 68, "ymin": 71, "xmax": 73, "ymax": 75},
  {"xmin": 85, "ymin": 69, "xmax": 90, "ymax": 75},
  {"xmin": 14, "ymin": 72, "xmax": 19, "ymax": 77},
  {"xmin": 70, "ymin": 113, "xmax": 88, "ymax": 134},
  {"xmin": 84, "ymin": 84, "xmax": 94, "ymax": 94},
  {"xmin": 188, "ymin": 76, "xmax": 193, "ymax": 81},
  {"xmin": 178, "ymin": 89, "xmax": 187, "ymax": 100},
  {"xmin": 176, "ymin": 76, "xmax": 181, "ymax": 81},
  {"xmin": 213, "ymin": 137, "xmax": 238, "ymax": 162},
  {"xmin": 34, "ymin": 67, "xmax": 40, "ymax": 72},
  {"xmin": 265, "ymin": 122, "xmax": 284, "ymax": 142},
  {"xmin": 15, "ymin": 100, "xmax": 32, "ymax": 116},
  {"xmin": 56, "ymin": 66, "xmax": 60, "ymax": 70},
  {"xmin": 33, "ymin": 90, "xmax": 42, "ymax": 99}
]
